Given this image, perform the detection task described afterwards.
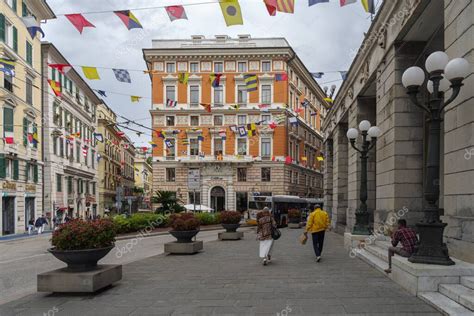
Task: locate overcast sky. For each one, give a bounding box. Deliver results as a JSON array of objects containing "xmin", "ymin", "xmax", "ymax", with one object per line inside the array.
[{"xmin": 43, "ymin": 0, "xmax": 374, "ymax": 146}]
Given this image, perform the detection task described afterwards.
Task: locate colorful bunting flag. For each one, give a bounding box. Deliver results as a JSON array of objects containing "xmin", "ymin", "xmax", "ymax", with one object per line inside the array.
[
  {"xmin": 210, "ymin": 73, "xmax": 222, "ymax": 87},
  {"xmin": 274, "ymin": 114, "xmax": 286, "ymax": 124},
  {"xmin": 165, "ymin": 6, "xmax": 188, "ymax": 21},
  {"xmin": 0, "ymin": 58, "xmax": 15, "ymax": 76},
  {"xmin": 48, "ymin": 80, "xmax": 62, "ymax": 97},
  {"xmin": 247, "ymin": 123, "xmax": 257, "ymax": 137},
  {"xmin": 113, "ymin": 69, "xmax": 132, "ymax": 83},
  {"xmin": 131, "ymin": 96, "xmax": 142, "ymax": 103},
  {"xmin": 178, "ymin": 72, "xmax": 190, "ymax": 84},
  {"xmin": 263, "ymin": 0, "xmax": 277, "ymax": 16},
  {"xmin": 197, "ymin": 135, "xmax": 204, "ymax": 141},
  {"xmin": 200, "ymin": 103, "xmax": 212, "ymax": 113},
  {"xmin": 82, "ymin": 66, "xmax": 100, "ymax": 80},
  {"xmin": 238, "ymin": 126, "xmax": 247, "ymax": 137},
  {"xmin": 340, "ymin": 0, "xmax": 357, "ymax": 7},
  {"xmin": 114, "ymin": 10, "xmax": 143, "ymax": 30},
  {"xmin": 317, "ymin": 156, "xmax": 324, "ymax": 162},
  {"xmin": 275, "ymin": 73, "xmax": 288, "ymax": 81},
  {"xmin": 181, "ymin": 139, "xmax": 190, "ymax": 145},
  {"xmin": 230, "ymin": 104, "xmax": 240, "ymax": 111},
  {"xmin": 4, "ymin": 132, "xmax": 14, "ymax": 144},
  {"xmin": 309, "ymin": 0, "xmax": 329, "ymax": 6},
  {"xmin": 96, "ymin": 90, "xmax": 107, "ymax": 97},
  {"xmin": 166, "ymin": 99, "xmax": 178, "ymax": 108},
  {"xmin": 244, "ymin": 74, "xmax": 258, "ymax": 92},
  {"xmin": 311, "ymin": 72, "xmax": 324, "ymax": 79},
  {"xmin": 285, "ymin": 156, "xmax": 292, "ymax": 165},
  {"xmin": 340, "ymin": 71, "xmax": 348, "ymax": 80},
  {"xmin": 301, "ymin": 100, "xmax": 310, "ymax": 107},
  {"xmin": 82, "ymin": 146, "xmax": 88, "ymax": 157},
  {"xmin": 276, "ymin": 0, "xmax": 295, "ymax": 13},
  {"xmin": 361, "ymin": 0, "xmax": 375, "ymax": 14},
  {"xmin": 49, "ymin": 63, "xmax": 72, "ymax": 75},
  {"xmin": 289, "ymin": 117, "xmax": 298, "ymax": 125},
  {"xmin": 219, "ymin": 0, "xmax": 243, "ymax": 26},
  {"xmin": 269, "ymin": 121, "xmax": 277, "ymax": 129},
  {"xmin": 65, "ymin": 14, "xmax": 95, "ymax": 34},
  {"xmin": 22, "ymin": 16, "xmax": 45, "ymax": 39}
]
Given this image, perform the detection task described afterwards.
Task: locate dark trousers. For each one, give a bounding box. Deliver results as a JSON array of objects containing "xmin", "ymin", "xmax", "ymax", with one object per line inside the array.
[{"xmin": 311, "ymin": 231, "xmax": 325, "ymax": 257}]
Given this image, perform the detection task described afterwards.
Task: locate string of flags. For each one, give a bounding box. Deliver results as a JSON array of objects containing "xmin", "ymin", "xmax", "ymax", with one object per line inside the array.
[
  {"xmin": 53, "ymin": 0, "xmax": 375, "ymax": 36},
  {"xmin": 311, "ymin": 71, "xmax": 349, "ymax": 80}
]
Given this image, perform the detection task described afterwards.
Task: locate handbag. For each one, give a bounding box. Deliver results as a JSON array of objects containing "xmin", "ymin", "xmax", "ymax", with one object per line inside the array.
[
  {"xmin": 271, "ymin": 225, "xmax": 281, "ymax": 240},
  {"xmin": 299, "ymin": 233, "xmax": 308, "ymax": 245}
]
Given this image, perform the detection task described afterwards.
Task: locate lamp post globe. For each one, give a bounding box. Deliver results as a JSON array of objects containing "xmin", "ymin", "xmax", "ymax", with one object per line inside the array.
[
  {"xmin": 444, "ymin": 57, "xmax": 470, "ymax": 81},
  {"xmin": 402, "ymin": 66, "xmax": 425, "ymax": 88},
  {"xmin": 368, "ymin": 126, "xmax": 381, "ymax": 138},
  {"xmin": 346, "ymin": 128, "xmax": 359, "ymax": 140},
  {"xmin": 358, "ymin": 120, "xmax": 371, "ymax": 132},
  {"xmin": 425, "ymin": 51, "xmax": 449, "ymax": 74}
]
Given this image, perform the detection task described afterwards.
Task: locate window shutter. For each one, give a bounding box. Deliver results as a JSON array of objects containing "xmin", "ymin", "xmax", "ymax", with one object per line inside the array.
[
  {"xmin": 13, "ymin": 159, "xmax": 19, "ymax": 180},
  {"xmin": 22, "ymin": 2, "xmax": 27, "ymax": 17},
  {"xmin": 25, "ymin": 163, "xmax": 30, "ymax": 182},
  {"xmin": 23, "ymin": 118, "xmax": 28, "ymax": 146},
  {"xmin": 12, "ymin": 0, "xmax": 17, "ymax": 13},
  {"xmin": 12, "ymin": 26, "xmax": 18, "ymax": 52},
  {"xmin": 0, "ymin": 154, "xmax": 5, "ymax": 178},
  {"xmin": 0, "ymin": 14, "xmax": 5, "ymax": 42},
  {"xmin": 33, "ymin": 165, "xmax": 38, "ymax": 183},
  {"xmin": 3, "ymin": 108, "xmax": 14, "ymax": 132}
]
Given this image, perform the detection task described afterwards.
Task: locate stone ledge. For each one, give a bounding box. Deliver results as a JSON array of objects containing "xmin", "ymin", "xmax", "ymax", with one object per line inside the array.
[
  {"xmin": 37, "ymin": 264, "xmax": 122, "ymax": 293},
  {"xmin": 164, "ymin": 241, "xmax": 203, "ymax": 254},
  {"xmin": 218, "ymin": 231, "xmax": 244, "ymax": 240}
]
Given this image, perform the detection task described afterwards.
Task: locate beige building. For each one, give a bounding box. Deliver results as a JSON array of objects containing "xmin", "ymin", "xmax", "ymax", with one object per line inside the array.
[
  {"xmin": 97, "ymin": 103, "xmax": 135, "ymax": 214},
  {"xmin": 323, "ymin": 1, "xmax": 473, "ymax": 262},
  {"xmin": 143, "ymin": 35, "xmax": 326, "ymax": 212},
  {"xmin": 134, "ymin": 151, "xmax": 152, "ymax": 209},
  {"xmin": 0, "ymin": 1, "xmax": 55, "ymax": 235}
]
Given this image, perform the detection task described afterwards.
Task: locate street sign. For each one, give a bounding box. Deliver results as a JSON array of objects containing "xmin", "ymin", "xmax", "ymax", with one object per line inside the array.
[{"xmin": 188, "ymin": 168, "xmax": 200, "ymax": 190}]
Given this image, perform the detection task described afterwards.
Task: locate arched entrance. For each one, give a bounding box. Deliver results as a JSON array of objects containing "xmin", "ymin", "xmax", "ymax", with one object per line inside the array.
[{"xmin": 210, "ymin": 186, "xmax": 225, "ymax": 212}]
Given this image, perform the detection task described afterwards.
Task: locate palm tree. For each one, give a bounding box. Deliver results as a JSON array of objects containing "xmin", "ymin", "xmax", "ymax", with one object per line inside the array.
[{"xmin": 152, "ymin": 190, "xmax": 185, "ymax": 213}]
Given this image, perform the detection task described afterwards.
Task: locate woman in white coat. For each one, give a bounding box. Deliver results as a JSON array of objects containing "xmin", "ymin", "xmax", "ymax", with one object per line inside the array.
[{"xmin": 256, "ymin": 207, "xmax": 277, "ymax": 265}]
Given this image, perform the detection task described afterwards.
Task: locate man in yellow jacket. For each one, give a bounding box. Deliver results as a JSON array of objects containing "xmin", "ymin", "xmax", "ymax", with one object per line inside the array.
[{"xmin": 304, "ymin": 203, "xmax": 330, "ymax": 262}]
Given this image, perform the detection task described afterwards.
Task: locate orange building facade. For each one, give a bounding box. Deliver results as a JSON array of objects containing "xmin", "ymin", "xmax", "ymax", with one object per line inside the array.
[{"xmin": 143, "ymin": 35, "xmax": 327, "ymax": 212}]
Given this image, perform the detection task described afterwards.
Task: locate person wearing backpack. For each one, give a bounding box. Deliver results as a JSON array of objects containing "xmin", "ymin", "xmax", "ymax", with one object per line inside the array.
[
  {"xmin": 257, "ymin": 207, "xmax": 278, "ymax": 266},
  {"xmin": 304, "ymin": 203, "xmax": 330, "ymax": 262}
]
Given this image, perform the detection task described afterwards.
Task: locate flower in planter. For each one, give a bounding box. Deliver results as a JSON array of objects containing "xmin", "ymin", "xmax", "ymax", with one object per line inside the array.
[
  {"xmin": 220, "ymin": 211, "xmax": 241, "ymax": 224},
  {"xmin": 168, "ymin": 213, "xmax": 200, "ymax": 231},
  {"xmin": 51, "ymin": 219, "xmax": 116, "ymax": 251}
]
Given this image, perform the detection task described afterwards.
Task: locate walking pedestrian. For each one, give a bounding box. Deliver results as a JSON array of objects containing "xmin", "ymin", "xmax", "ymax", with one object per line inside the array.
[
  {"xmin": 304, "ymin": 203, "xmax": 330, "ymax": 262},
  {"xmin": 257, "ymin": 207, "xmax": 277, "ymax": 266},
  {"xmin": 27, "ymin": 219, "xmax": 34, "ymax": 235},
  {"xmin": 34, "ymin": 216, "xmax": 43, "ymax": 234},
  {"xmin": 41, "ymin": 214, "xmax": 48, "ymax": 232}
]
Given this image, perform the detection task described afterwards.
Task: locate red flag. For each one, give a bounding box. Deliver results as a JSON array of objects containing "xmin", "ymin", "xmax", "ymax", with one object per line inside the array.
[
  {"xmin": 264, "ymin": 0, "xmax": 277, "ymax": 16},
  {"xmin": 48, "ymin": 80, "xmax": 62, "ymax": 97},
  {"xmin": 269, "ymin": 122, "xmax": 277, "ymax": 129},
  {"xmin": 285, "ymin": 156, "xmax": 292, "ymax": 165},
  {"xmin": 165, "ymin": 6, "xmax": 188, "ymax": 21},
  {"xmin": 200, "ymin": 103, "xmax": 212, "ymax": 113},
  {"xmin": 48, "ymin": 63, "xmax": 72, "ymax": 75},
  {"xmin": 65, "ymin": 14, "xmax": 95, "ymax": 34}
]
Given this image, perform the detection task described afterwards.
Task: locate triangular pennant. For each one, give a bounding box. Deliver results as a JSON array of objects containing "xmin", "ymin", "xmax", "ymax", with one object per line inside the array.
[
  {"xmin": 48, "ymin": 63, "xmax": 72, "ymax": 75},
  {"xmin": 165, "ymin": 6, "xmax": 188, "ymax": 21},
  {"xmin": 114, "ymin": 10, "xmax": 143, "ymax": 30},
  {"xmin": 65, "ymin": 14, "xmax": 95, "ymax": 34}
]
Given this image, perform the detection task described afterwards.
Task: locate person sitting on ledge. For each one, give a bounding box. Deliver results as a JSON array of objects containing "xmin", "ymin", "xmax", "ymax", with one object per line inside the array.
[{"xmin": 384, "ymin": 219, "xmax": 418, "ymax": 274}]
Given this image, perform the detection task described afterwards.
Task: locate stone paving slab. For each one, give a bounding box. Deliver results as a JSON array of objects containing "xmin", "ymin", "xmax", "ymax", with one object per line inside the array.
[{"xmin": 0, "ymin": 229, "xmax": 440, "ymax": 316}]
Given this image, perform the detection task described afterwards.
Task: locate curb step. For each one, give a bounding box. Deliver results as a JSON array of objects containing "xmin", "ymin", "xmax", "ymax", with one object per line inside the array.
[
  {"xmin": 419, "ymin": 292, "xmax": 474, "ymax": 316},
  {"xmin": 439, "ymin": 284, "xmax": 474, "ymax": 311},
  {"xmin": 356, "ymin": 248, "xmax": 388, "ymax": 274},
  {"xmin": 461, "ymin": 276, "xmax": 474, "ymax": 290}
]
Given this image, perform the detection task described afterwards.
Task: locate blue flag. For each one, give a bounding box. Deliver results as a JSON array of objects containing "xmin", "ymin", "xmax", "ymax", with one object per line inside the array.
[{"xmin": 309, "ymin": 0, "xmax": 329, "ymax": 6}]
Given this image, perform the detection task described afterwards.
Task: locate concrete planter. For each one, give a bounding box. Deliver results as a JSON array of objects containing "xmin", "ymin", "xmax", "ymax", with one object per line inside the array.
[
  {"xmin": 169, "ymin": 229, "xmax": 199, "ymax": 243},
  {"xmin": 222, "ymin": 223, "xmax": 240, "ymax": 232},
  {"xmin": 48, "ymin": 246, "xmax": 114, "ymax": 272}
]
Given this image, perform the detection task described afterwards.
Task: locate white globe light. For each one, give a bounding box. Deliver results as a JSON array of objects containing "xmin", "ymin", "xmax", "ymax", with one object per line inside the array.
[
  {"xmin": 427, "ymin": 80, "xmax": 434, "ymax": 94},
  {"xmin": 359, "ymin": 120, "xmax": 371, "ymax": 131},
  {"xmin": 425, "ymin": 51, "xmax": 449, "ymax": 73},
  {"xmin": 444, "ymin": 58, "xmax": 470, "ymax": 81},
  {"xmin": 427, "ymin": 76, "xmax": 451, "ymax": 94},
  {"xmin": 402, "ymin": 66, "xmax": 425, "ymax": 88},
  {"xmin": 368, "ymin": 126, "xmax": 381, "ymax": 138},
  {"xmin": 346, "ymin": 128, "xmax": 359, "ymax": 140}
]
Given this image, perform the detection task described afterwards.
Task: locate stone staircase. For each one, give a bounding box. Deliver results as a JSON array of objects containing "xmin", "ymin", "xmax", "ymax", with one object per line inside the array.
[{"xmin": 353, "ymin": 239, "xmax": 474, "ymax": 315}]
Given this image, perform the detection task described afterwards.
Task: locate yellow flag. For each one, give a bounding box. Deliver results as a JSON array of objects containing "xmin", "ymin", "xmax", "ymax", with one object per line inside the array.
[
  {"xmin": 178, "ymin": 72, "xmax": 189, "ymax": 84},
  {"xmin": 131, "ymin": 96, "xmax": 142, "ymax": 102},
  {"xmin": 220, "ymin": 0, "xmax": 243, "ymax": 26},
  {"xmin": 82, "ymin": 66, "xmax": 100, "ymax": 80}
]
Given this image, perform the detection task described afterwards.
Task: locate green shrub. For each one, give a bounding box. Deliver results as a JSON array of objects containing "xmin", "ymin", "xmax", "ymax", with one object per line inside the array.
[
  {"xmin": 195, "ymin": 212, "xmax": 221, "ymax": 225},
  {"xmin": 52, "ymin": 219, "xmax": 116, "ymax": 250},
  {"xmin": 113, "ymin": 213, "xmax": 168, "ymax": 234}
]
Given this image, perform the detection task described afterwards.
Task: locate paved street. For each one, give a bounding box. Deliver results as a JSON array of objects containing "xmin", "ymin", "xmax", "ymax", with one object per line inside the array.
[
  {"xmin": 0, "ymin": 228, "xmax": 440, "ymax": 316},
  {"xmin": 0, "ymin": 229, "xmax": 226, "ymax": 306}
]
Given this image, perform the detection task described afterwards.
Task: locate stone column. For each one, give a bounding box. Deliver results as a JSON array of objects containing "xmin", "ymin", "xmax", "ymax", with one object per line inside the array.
[
  {"xmin": 332, "ymin": 123, "xmax": 349, "ymax": 232},
  {"xmin": 442, "ymin": 0, "xmax": 474, "ymax": 263},
  {"xmin": 323, "ymin": 139, "xmax": 333, "ymax": 221},
  {"xmin": 374, "ymin": 42, "xmax": 426, "ymax": 231}
]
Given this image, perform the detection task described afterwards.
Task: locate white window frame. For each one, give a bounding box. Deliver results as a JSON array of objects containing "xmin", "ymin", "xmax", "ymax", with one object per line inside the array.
[
  {"xmin": 165, "ymin": 62, "xmax": 176, "ymax": 73},
  {"xmin": 164, "ymin": 139, "xmax": 176, "ymax": 157},
  {"xmin": 212, "ymin": 85, "xmax": 225, "ymax": 106},
  {"xmin": 260, "ymin": 137, "xmax": 273, "ymax": 158},
  {"xmin": 237, "ymin": 114, "xmax": 247, "ymax": 125},
  {"xmin": 236, "ymin": 85, "xmax": 248, "ymax": 105},
  {"xmin": 213, "ymin": 61, "xmax": 224, "ymax": 73},
  {"xmin": 236, "ymin": 138, "xmax": 248, "ymax": 156},
  {"xmin": 188, "ymin": 138, "xmax": 201, "ymax": 156},
  {"xmin": 165, "ymin": 115, "xmax": 176, "ymax": 127},
  {"xmin": 260, "ymin": 84, "xmax": 273, "ymax": 104},
  {"xmin": 237, "ymin": 61, "xmax": 247, "ymax": 73},
  {"xmin": 188, "ymin": 84, "xmax": 201, "ymax": 107},
  {"xmin": 261, "ymin": 114, "xmax": 272, "ymax": 125},
  {"xmin": 261, "ymin": 60, "xmax": 272, "ymax": 72},
  {"xmin": 164, "ymin": 85, "xmax": 177, "ymax": 102},
  {"xmin": 189, "ymin": 115, "xmax": 200, "ymax": 127},
  {"xmin": 189, "ymin": 61, "xmax": 200, "ymax": 73},
  {"xmin": 213, "ymin": 114, "xmax": 224, "ymax": 126},
  {"xmin": 212, "ymin": 137, "xmax": 225, "ymax": 157}
]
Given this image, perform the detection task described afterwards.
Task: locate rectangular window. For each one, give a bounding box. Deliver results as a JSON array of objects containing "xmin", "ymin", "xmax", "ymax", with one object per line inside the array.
[
  {"xmin": 289, "ymin": 91, "xmax": 293, "ymax": 109},
  {"xmin": 59, "ymin": 138, "xmax": 64, "ymax": 157},
  {"xmin": 237, "ymin": 138, "xmax": 247, "ymax": 155},
  {"xmin": 237, "ymin": 168, "xmax": 247, "ymax": 182},
  {"xmin": 261, "ymin": 114, "xmax": 271, "ymax": 125},
  {"xmin": 237, "ymin": 85, "xmax": 247, "ymax": 105},
  {"xmin": 190, "ymin": 62, "xmax": 199, "ymax": 73},
  {"xmin": 67, "ymin": 177, "xmax": 73, "ymax": 194},
  {"xmin": 237, "ymin": 62, "xmax": 247, "ymax": 73},
  {"xmin": 53, "ymin": 137, "xmax": 58, "ymax": 155},
  {"xmin": 188, "ymin": 192, "xmax": 201, "ymax": 204},
  {"xmin": 166, "ymin": 116, "xmax": 175, "ymax": 127},
  {"xmin": 213, "ymin": 86, "xmax": 223, "ymax": 105},
  {"xmin": 190, "ymin": 138, "xmax": 199, "ymax": 156},
  {"xmin": 190, "ymin": 85, "xmax": 199, "ymax": 106},
  {"xmin": 236, "ymin": 192, "xmax": 248, "ymax": 212},
  {"xmin": 91, "ymin": 150, "xmax": 95, "ymax": 168},
  {"xmin": 26, "ymin": 41, "xmax": 32, "ymax": 65},
  {"xmin": 76, "ymin": 143, "xmax": 81, "ymax": 163},
  {"xmin": 213, "ymin": 115, "xmax": 223, "ymax": 126},
  {"xmin": 165, "ymin": 139, "xmax": 176, "ymax": 158},
  {"xmin": 4, "ymin": 72, "xmax": 13, "ymax": 92},
  {"xmin": 166, "ymin": 168, "xmax": 176, "ymax": 182},
  {"xmin": 56, "ymin": 174, "xmax": 62, "ymax": 192},
  {"xmin": 214, "ymin": 138, "xmax": 223, "ymax": 156},
  {"xmin": 214, "ymin": 62, "xmax": 223, "ymax": 73},
  {"xmin": 25, "ymin": 77, "xmax": 33, "ymax": 105},
  {"xmin": 190, "ymin": 116, "xmax": 199, "ymax": 126},
  {"xmin": 261, "ymin": 85, "xmax": 271, "ymax": 104},
  {"xmin": 237, "ymin": 115, "xmax": 246, "ymax": 125},
  {"xmin": 92, "ymin": 182, "xmax": 96, "ymax": 195},
  {"xmin": 262, "ymin": 61, "xmax": 271, "ymax": 72},
  {"xmin": 261, "ymin": 138, "xmax": 271, "ymax": 158},
  {"xmin": 261, "ymin": 167, "xmax": 271, "ymax": 182},
  {"xmin": 166, "ymin": 63, "xmax": 175, "ymax": 73},
  {"xmin": 166, "ymin": 86, "xmax": 176, "ymax": 101},
  {"xmin": 3, "ymin": 108, "xmax": 13, "ymax": 140}
]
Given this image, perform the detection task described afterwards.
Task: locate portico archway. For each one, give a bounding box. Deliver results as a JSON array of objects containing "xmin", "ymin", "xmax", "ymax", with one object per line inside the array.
[{"xmin": 210, "ymin": 186, "xmax": 225, "ymax": 212}]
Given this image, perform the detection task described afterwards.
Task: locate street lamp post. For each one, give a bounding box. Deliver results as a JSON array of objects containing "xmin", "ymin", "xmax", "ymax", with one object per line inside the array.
[
  {"xmin": 402, "ymin": 51, "xmax": 469, "ymax": 265},
  {"xmin": 347, "ymin": 121, "xmax": 381, "ymax": 235}
]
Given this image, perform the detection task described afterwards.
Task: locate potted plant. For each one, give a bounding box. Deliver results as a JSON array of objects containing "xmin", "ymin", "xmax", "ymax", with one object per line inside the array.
[
  {"xmin": 168, "ymin": 213, "xmax": 200, "ymax": 243},
  {"xmin": 220, "ymin": 211, "xmax": 241, "ymax": 232},
  {"xmin": 49, "ymin": 219, "xmax": 116, "ymax": 271}
]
